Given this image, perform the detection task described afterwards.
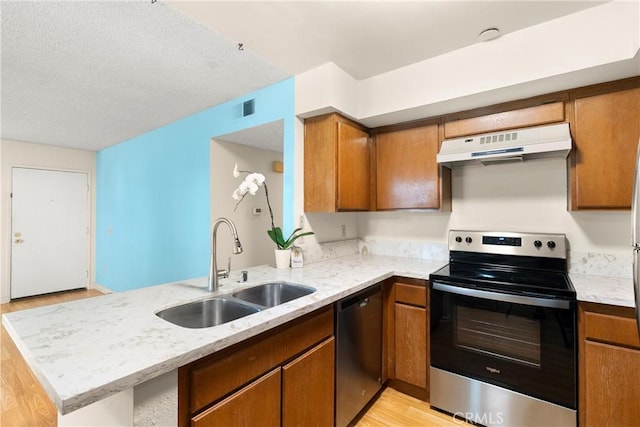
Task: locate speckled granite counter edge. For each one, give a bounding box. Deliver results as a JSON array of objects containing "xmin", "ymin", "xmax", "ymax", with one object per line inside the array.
[
  {"xmin": 1, "ymin": 255, "xmax": 442, "ymax": 414},
  {"xmin": 3, "ymin": 252, "xmax": 635, "ymax": 415}
]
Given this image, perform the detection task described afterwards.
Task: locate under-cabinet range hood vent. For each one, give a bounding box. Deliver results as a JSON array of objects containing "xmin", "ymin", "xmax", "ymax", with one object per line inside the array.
[{"xmin": 437, "ymin": 122, "xmax": 572, "ymax": 168}]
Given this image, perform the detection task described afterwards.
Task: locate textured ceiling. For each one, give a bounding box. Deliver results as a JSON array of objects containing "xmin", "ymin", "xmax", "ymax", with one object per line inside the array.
[
  {"xmin": 0, "ymin": 1, "xmax": 288, "ymax": 151},
  {"xmin": 1, "ymin": 1, "xmax": 609, "ymax": 152}
]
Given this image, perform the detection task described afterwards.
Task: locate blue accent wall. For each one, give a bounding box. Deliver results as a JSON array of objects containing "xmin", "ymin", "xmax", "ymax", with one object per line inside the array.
[{"xmin": 97, "ymin": 78, "xmax": 295, "ymax": 292}]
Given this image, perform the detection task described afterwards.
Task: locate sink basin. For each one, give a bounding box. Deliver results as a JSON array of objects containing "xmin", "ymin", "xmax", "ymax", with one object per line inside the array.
[
  {"xmin": 156, "ymin": 297, "xmax": 260, "ymax": 329},
  {"xmin": 233, "ymin": 282, "xmax": 315, "ymax": 308}
]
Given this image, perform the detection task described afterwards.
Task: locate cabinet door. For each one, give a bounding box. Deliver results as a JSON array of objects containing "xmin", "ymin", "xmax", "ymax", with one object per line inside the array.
[
  {"xmin": 304, "ymin": 114, "xmax": 370, "ymax": 212},
  {"xmin": 282, "ymin": 337, "xmax": 335, "ymax": 427},
  {"xmin": 337, "ymin": 121, "xmax": 370, "ymax": 210},
  {"xmin": 305, "ymin": 114, "xmax": 338, "ymax": 212},
  {"xmin": 444, "ymin": 102, "xmax": 565, "ymax": 139},
  {"xmin": 394, "ymin": 303, "xmax": 427, "ymax": 388},
  {"xmin": 572, "ymin": 86, "xmax": 640, "ymax": 209},
  {"xmin": 376, "ymin": 124, "xmax": 441, "ymax": 210},
  {"xmin": 191, "ymin": 368, "xmax": 281, "ymax": 427},
  {"xmin": 583, "ymin": 341, "xmax": 640, "ymax": 426}
]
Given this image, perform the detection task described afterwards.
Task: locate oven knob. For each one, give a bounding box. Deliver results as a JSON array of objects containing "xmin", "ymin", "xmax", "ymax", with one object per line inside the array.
[
  {"xmin": 547, "ymin": 240, "xmax": 556, "ymax": 249},
  {"xmin": 455, "ymin": 236, "xmax": 462, "ymax": 243},
  {"xmin": 534, "ymin": 240, "xmax": 542, "ymax": 248},
  {"xmin": 465, "ymin": 237, "xmax": 473, "ymax": 244}
]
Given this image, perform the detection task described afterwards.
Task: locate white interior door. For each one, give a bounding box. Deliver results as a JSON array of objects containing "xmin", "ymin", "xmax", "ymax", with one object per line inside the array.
[{"xmin": 11, "ymin": 167, "xmax": 89, "ymax": 299}]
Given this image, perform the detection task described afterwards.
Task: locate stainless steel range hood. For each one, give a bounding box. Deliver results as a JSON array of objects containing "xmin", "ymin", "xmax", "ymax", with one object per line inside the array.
[{"xmin": 437, "ymin": 122, "xmax": 572, "ymax": 168}]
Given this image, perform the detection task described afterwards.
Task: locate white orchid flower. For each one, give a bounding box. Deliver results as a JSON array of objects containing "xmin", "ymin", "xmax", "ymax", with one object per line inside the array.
[
  {"xmin": 247, "ymin": 181, "xmax": 259, "ymax": 195},
  {"xmin": 238, "ymin": 181, "xmax": 251, "ymax": 195},
  {"xmin": 233, "ymin": 163, "xmax": 240, "ymax": 178},
  {"xmin": 247, "ymin": 173, "xmax": 265, "ymax": 186},
  {"xmin": 232, "ymin": 188, "xmax": 243, "ymax": 201}
]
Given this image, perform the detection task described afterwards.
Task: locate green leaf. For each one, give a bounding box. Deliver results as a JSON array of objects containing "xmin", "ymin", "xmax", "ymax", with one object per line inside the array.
[{"xmin": 267, "ymin": 226, "xmax": 315, "ymax": 250}]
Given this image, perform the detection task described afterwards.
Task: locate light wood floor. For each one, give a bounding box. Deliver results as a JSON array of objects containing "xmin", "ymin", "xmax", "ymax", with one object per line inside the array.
[
  {"xmin": 1, "ymin": 288, "xmax": 104, "ymax": 427},
  {"xmin": 356, "ymin": 387, "xmax": 461, "ymax": 427},
  {"xmin": 1, "ymin": 289, "xmax": 460, "ymax": 427}
]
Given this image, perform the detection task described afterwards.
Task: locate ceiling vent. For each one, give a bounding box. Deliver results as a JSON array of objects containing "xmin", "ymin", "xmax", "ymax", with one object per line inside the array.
[{"xmin": 243, "ymin": 99, "xmax": 255, "ymax": 117}]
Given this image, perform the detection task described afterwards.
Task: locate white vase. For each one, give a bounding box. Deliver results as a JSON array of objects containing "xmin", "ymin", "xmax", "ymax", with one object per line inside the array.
[{"xmin": 274, "ymin": 249, "xmax": 291, "ymax": 269}]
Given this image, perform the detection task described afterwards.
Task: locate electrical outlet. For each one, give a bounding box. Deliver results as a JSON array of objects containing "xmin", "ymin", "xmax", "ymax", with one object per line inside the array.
[{"xmin": 341, "ymin": 224, "xmax": 347, "ymax": 237}]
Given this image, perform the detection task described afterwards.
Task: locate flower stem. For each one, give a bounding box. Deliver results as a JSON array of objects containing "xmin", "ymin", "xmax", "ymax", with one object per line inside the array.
[{"xmin": 262, "ymin": 182, "xmax": 276, "ymax": 231}]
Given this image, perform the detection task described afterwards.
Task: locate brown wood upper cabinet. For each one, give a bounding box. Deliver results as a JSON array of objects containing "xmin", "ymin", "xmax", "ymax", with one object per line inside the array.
[
  {"xmin": 444, "ymin": 101, "xmax": 565, "ymax": 139},
  {"xmin": 569, "ymin": 80, "xmax": 640, "ymax": 210},
  {"xmin": 304, "ymin": 113, "xmax": 370, "ymax": 212},
  {"xmin": 375, "ymin": 123, "xmax": 450, "ymax": 211},
  {"xmin": 578, "ymin": 302, "xmax": 640, "ymax": 426}
]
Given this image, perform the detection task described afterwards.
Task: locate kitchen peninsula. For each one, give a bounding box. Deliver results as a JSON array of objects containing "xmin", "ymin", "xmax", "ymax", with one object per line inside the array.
[
  {"xmin": 2, "ymin": 254, "xmax": 443, "ymax": 424},
  {"xmin": 2, "ymin": 253, "xmax": 635, "ymax": 425}
]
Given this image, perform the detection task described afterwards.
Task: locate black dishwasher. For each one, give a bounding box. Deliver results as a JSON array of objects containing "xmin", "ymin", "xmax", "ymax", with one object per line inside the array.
[{"xmin": 335, "ymin": 284, "xmax": 382, "ymax": 427}]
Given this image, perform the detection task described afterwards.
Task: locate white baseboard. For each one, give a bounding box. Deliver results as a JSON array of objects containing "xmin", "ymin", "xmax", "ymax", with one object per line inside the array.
[{"xmin": 91, "ymin": 283, "xmax": 114, "ymax": 295}]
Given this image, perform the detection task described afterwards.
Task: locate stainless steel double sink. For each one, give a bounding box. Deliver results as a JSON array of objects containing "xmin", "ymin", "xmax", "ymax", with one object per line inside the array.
[{"xmin": 156, "ymin": 282, "xmax": 315, "ymax": 329}]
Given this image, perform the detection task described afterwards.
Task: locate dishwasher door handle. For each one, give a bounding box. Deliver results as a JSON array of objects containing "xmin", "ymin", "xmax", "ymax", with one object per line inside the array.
[{"xmin": 339, "ymin": 284, "xmax": 381, "ymax": 311}]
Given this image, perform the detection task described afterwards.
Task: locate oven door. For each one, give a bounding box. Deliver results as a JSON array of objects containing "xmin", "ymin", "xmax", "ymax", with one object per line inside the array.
[{"xmin": 430, "ymin": 281, "xmax": 576, "ymax": 409}]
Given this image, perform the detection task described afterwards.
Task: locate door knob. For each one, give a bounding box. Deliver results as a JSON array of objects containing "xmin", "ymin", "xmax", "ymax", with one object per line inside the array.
[{"xmin": 14, "ymin": 239, "xmax": 24, "ymax": 244}]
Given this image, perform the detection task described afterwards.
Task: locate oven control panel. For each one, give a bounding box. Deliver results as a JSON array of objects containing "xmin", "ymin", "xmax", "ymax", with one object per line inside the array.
[{"xmin": 449, "ymin": 230, "xmax": 567, "ymax": 259}]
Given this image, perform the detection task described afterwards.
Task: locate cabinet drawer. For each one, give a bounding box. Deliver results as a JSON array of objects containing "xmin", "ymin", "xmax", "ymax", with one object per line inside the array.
[
  {"xmin": 395, "ymin": 282, "xmax": 427, "ymax": 307},
  {"xmin": 583, "ymin": 308, "xmax": 640, "ymax": 348},
  {"xmin": 187, "ymin": 306, "xmax": 334, "ymax": 413}
]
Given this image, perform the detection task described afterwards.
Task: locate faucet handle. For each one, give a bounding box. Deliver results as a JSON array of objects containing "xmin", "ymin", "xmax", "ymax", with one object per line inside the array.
[{"xmin": 216, "ymin": 257, "xmax": 231, "ymax": 279}]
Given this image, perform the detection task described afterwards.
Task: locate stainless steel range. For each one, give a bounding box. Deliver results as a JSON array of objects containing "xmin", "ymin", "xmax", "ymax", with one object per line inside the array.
[{"xmin": 429, "ymin": 231, "xmax": 576, "ymax": 427}]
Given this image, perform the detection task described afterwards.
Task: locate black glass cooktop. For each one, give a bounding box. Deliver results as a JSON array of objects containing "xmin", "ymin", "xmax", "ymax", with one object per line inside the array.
[{"xmin": 430, "ymin": 262, "xmax": 575, "ymax": 299}]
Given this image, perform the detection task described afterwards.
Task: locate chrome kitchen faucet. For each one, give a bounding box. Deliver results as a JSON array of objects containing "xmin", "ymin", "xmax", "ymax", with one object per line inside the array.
[{"xmin": 208, "ymin": 217, "xmax": 243, "ymax": 292}]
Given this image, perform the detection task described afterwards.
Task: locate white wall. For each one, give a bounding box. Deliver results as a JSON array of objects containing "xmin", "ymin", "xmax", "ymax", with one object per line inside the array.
[
  {"xmin": 358, "ymin": 158, "xmax": 631, "ymax": 267},
  {"xmin": 0, "ymin": 139, "xmax": 96, "ymax": 303},
  {"xmin": 210, "ymin": 140, "xmax": 283, "ymax": 270}
]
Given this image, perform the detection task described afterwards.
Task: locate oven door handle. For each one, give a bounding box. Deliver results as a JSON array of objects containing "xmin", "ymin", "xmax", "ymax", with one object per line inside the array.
[{"xmin": 432, "ymin": 282, "xmax": 571, "ymax": 309}]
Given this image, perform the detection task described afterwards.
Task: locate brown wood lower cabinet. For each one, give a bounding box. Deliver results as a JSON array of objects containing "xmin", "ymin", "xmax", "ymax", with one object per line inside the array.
[
  {"xmin": 282, "ymin": 337, "xmax": 335, "ymax": 427},
  {"xmin": 579, "ymin": 302, "xmax": 640, "ymax": 426},
  {"xmin": 191, "ymin": 368, "xmax": 282, "ymax": 427},
  {"xmin": 383, "ymin": 278, "xmax": 430, "ymax": 400},
  {"xmin": 178, "ymin": 306, "xmax": 334, "ymax": 427},
  {"xmin": 394, "ymin": 303, "xmax": 427, "ymax": 388}
]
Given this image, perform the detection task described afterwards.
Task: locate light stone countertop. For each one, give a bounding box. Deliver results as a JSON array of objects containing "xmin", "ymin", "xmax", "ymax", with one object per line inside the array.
[
  {"xmin": 1, "ymin": 254, "xmax": 444, "ymax": 415},
  {"xmin": 3, "ymin": 253, "xmax": 636, "ymax": 416},
  {"xmin": 569, "ymin": 273, "xmax": 636, "ymax": 308}
]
